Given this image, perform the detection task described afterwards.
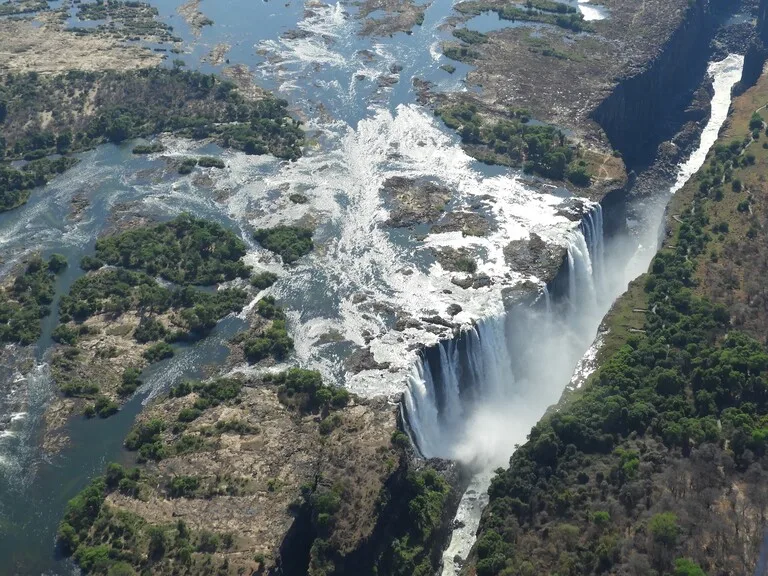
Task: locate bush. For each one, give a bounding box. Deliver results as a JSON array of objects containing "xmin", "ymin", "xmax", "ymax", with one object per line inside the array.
[
  {"xmin": 132, "ymin": 143, "xmax": 164, "ymax": 154},
  {"xmin": 167, "ymin": 475, "xmax": 200, "ymax": 498},
  {"xmin": 250, "ymin": 271, "xmax": 278, "ymax": 290},
  {"xmin": 254, "ymin": 225, "xmax": 314, "ymax": 264},
  {"xmin": 48, "ymin": 253, "xmax": 68, "ymax": 273},
  {"xmin": 79, "ymin": 255, "xmax": 104, "ymax": 271},
  {"xmin": 133, "ymin": 317, "xmax": 167, "ymax": 343},
  {"xmin": 52, "ymin": 324, "xmax": 79, "ymax": 345},
  {"xmin": 197, "ymin": 530, "xmax": 219, "ymax": 553},
  {"xmin": 143, "ymin": 342, "xmax": 174, "ymax": 363},
  {"xmin": 649, "ymin": 512, "xmax": 679, "ymax": 546},
  {"xmin": 119, "ymin": 368, "xmax": 142, "ymax": 396},
  {"xmin": 673, "ymin": 558, "xmax": 706, "ymax": 576},
  {"xmin": 197, "ymin": 156, "xmax": 225, "ymax": 168},
  {"xmin": 94, "ymin": 396, "xmax": 119, "ymax": 418}
]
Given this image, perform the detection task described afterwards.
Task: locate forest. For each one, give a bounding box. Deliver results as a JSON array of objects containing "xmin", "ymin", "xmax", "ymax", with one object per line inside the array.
[
  {"xmin": 89, "ymin": 214, "xmax": 251, "ymax": 285},
  {"xmin": 0, "ymin": 254, "xmax": 67, "ymax": 344},
  {"xmin": 436, "ymin": 102, "xmax": 591, "ymax": 186}
]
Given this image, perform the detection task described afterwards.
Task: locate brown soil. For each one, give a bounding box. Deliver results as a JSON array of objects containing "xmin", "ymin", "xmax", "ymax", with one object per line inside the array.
[{"xmin": 0, "ymin": 15, "xmax": 161, "ymax": 75}]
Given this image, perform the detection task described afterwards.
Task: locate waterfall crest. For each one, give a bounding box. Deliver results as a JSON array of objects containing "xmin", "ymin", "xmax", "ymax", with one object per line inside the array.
[{"xmin": 404, "ymin": 203, "xmax": 605, "ymax": 467}]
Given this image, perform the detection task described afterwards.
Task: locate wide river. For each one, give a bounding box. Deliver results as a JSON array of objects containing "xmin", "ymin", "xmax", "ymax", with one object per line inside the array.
[{"xmin": 0, "ymin": 0, "xmax": 745, "ymax": 572}]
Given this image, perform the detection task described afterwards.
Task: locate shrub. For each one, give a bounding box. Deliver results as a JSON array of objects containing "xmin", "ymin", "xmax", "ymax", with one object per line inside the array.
[
  {"xmin": 133, "ymin": 317, "xmax": 167, "ymax": 343},
  {"xmin": 250, "ymin": 271, "xmax": 278, "ymax": 290},
  {"xmin": 253, "ymin": 225, "xmax": 314, "ymax": 264},
  {"xmin": 48, "ymin": 253, "xmax": 68, "ymax": 273},
  {"xmin": 94, "ymin": 396, "xmax": 119, "ymax": 418},
  {"xmin": 197, "ymin": 156, "xmax": 225, "ymax": 168},
  {"xmin": 167, "ymin": 475, "xmax": 200, "ymax": 498},
  {"xmin": 118, "ymin": 368, "xmax": 142, "ymax": 396},
  {"xmin": 143, "ymin": 342, "xmax": 174, "ymax": 363}
]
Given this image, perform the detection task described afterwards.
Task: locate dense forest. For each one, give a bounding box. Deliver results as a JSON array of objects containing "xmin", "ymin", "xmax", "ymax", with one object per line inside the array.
[
  {"xmin": 0, "ymin": 254, "xmax": 67, "ymax": 344},
  {"xmin": 89, "ymin": 214, "xmax": 251, "ymax": 285},
  {"xmin": 51, "ymin": 216, "xmax": 256, "ymax": 416},
  {"xmin": 466, "ymin": 75, "xmax": 768, "ymax": 576}
]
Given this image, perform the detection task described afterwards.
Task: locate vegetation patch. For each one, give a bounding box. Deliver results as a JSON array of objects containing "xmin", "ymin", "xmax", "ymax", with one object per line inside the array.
[
  {"xmin": 442, "ymin": 43, "xmax": 481, "ymax": 63},
  {"xmin": 0, "ymin": 255, "xmax": 66, "ymax": 345},
  {"xmin": 131, "ymin": 143, "xmax": 165, "ymax": 154},
  {"xmin": 91, "ymin": 214, "xmax": 250, "ymax": 285},
  {"xmin": 0, "ymin": 68, "xmax": 303, "ymax": 211},
  {"xmin": 254, "ymin": 225, "xmax": 314, "ymax": 264},
  {"xmin": 455, "ymin": 1, "xmax": 591, "ymax": 32},
  {"xmin": 263, "ymin": 368, "xmax": 349, "ymax": 414},
  {"xmin": 436, "ymin": 102, "xmax": 591, "ymax": 184},
  {"xmin": 58, "ymin": 463, "xmax": 236, "ymax": 574},
  {"xmin": 452, "ymin": 28, "xmax": 488, "ymax": 44},
  {"xmin": 0, "ymin": 156, "xmax": 79, "ymax": 211}
]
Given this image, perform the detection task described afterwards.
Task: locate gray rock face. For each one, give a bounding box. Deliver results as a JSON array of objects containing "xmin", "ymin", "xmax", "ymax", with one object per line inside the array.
[
  {"xmin": 446, "ymin": 303, "xmax": 462, "ymax": 317},
  {"xmin": 381, "ymin": 176, "xmax": 453, "ymax": 227},
  {"xmin": 503, "ymin": 233, "xmax": 567, "ymax": 279},
  {"xmin": 432, "ymin": 246, "xmax": 477, "ymax": 274},
  {"xmin": 346, "ymin": 346, "xmax": 391, "ymax": 374},
  {"xmin": 431, "ymin": 210, "xmax": 492, "ymax": 237}
]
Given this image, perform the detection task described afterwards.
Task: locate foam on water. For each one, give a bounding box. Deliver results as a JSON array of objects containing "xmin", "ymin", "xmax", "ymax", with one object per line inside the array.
[
  {"xmin": 437, "ymin": 53, "xmax": 745, "ymax": 576},
  {"xmin": 211, "ymin": 99, "xmax": 591, "ymax": 396}
]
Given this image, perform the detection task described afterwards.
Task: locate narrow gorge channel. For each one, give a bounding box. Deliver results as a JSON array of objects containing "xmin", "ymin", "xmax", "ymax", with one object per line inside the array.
[{"xmin": 400, "ymin": 54, "xmax": 746, "ymax": 574}]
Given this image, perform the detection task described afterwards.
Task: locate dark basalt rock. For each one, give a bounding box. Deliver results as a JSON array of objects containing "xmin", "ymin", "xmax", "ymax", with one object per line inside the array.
[
  {"xmin": 382, "ymin": 176, "xmax": 452, "ymax": 228},
  {"xmin": 451, "ymin": 275, "xmax": 474, "ymax": 289},
  {"xmin": 346, "ymin": 346, "xmax": 391, "ymax": 374},
  {"xmin": 446, "ymin": 303, "xmax": 462, "ymax": 317},
  {"xmin": 431, "ymin": 210, "xmax": 492, "ymax": 237},
  {"xmin": 421, "ymin": 315, "xmax": 456, "ymax": 329},
  {"xmin": 503, "ymin": 233, "xmax": 567, "ymax": 279}
]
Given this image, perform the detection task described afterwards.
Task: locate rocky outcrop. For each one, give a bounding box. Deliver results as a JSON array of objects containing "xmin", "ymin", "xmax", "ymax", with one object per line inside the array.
[
  {"xmin": 503, "ymin": 233, "xmax": 566, "ymax": 279},
  {"xmin": 735, "ymin": 0, "xmax": 768, "ymax": 93},
  {"xmin": 381, "ymin": 176, "xmax": 451, "ymax": 228},
  {"xmin": 592, "ymin": 0, "xmax": 718, "ymax": 168}
]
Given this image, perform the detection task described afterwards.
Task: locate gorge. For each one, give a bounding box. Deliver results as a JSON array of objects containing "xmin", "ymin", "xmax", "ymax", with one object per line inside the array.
[{"xmin": 0, "ymin": 0, "xmax": 761, "ymax": 574}]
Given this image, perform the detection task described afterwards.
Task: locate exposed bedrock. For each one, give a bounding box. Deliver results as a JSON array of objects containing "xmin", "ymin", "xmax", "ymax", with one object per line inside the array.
[
  {"xmin": 592, "ymin": 0, "xmax": 737, "ymax": 169},
  {"xmin": 735, "ymin": 0, "xmax": 768, "ymax": 93}
]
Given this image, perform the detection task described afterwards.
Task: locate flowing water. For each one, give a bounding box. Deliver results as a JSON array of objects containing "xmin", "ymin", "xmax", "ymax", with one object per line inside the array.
[
  {"xmin": 0, "ymin": 0, "xmax": 743, "ymax": 570},
  {"xmin": 408, "ymin": 54, "xmax": 744, "ymax": 574}
]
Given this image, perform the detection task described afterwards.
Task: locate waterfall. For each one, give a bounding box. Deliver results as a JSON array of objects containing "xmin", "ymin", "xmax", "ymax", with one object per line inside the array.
[{"xmin": 404, "ymin": 204, "xmax": 604, "ymax": 464}]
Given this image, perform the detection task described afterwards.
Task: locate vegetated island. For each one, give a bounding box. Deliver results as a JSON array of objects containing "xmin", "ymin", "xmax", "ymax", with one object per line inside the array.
[
  {"xmin": 45, "ymin": 215, "xmax": 255, "ymax": 440},
  {"xmin": 0, "ymin": 66, "xmax": 303, "ymax": 212},
  {"xmin": 464, "ymin": 60, "xmax": 768, "ymax": 576},
  {"xmin": 425, "ymin": 0, "xmax": 727, "ymax": 200},
  {"xmin": 56, "ymin": 294, "xmax": 462, "ymax": 576}
]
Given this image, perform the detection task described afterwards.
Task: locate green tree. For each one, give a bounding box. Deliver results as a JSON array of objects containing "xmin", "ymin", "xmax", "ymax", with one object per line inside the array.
[{"xmin": 673, "ymin": 558, "xmax": 706, "ymax": 576}]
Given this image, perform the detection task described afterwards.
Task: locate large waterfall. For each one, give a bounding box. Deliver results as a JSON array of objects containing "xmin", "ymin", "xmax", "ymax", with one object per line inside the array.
[
  {"xmin": 404, "ymin": 204, "xmax": 606, "ymax": 468},
  {"xmin": 409, "ymin": 53, "xmax": 745, "ymax": 576}
]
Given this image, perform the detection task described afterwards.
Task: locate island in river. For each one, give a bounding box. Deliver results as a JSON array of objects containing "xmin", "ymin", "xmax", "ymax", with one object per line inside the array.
[{"xmin": 0, "ymin": 0, "xmax": 763, "ymax": 574}]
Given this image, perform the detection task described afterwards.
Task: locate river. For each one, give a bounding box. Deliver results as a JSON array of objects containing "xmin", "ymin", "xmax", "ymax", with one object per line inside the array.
[{"xmin": 0, "ymin": 0, "xmax": 744, "ymax": 571}]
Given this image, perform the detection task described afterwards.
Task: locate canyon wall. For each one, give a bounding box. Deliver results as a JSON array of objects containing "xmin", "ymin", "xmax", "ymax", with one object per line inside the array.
[{"xmin": 592, "ymin": 0, "xmax": 719, "ymax": 168}]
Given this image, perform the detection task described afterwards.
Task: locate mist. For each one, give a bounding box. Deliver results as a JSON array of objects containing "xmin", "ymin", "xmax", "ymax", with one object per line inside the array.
[{"xmin": 398, "ymin": 54, "xmax": 745, "ymax": 574}]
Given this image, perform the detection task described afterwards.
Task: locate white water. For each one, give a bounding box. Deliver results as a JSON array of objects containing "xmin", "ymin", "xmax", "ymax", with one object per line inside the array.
[
  {"xmin": 427, "ymin": 54, "xmax": 745, "ymax": 575},
  {"xmin": 578, "ymin": 0, "xmax": 607, "ymax": 21}
]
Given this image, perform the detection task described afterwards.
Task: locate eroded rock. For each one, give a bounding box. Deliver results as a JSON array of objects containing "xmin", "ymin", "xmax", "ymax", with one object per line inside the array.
[
  {"xmin": 382, "ymin": 176, "xmax": 452, "ymax": 227},
  {"xmin": 503, "ymin": 233, "xmax": 567, "ymax": 278}
]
